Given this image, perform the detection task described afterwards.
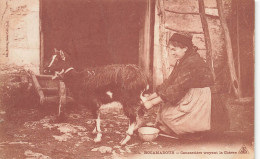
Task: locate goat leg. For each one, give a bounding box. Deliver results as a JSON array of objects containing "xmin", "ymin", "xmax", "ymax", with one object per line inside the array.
[
  {"xmin": 120, "ymin": 103, "xmax": 145, "ymax": 145},
  {"xmin": 134, "ymin": 114, "xmax": 144, "ymax": 130},
  {"xmin": 56, "ymin": 81, "xmax": 66, "ymax": 122},
  {"xmin": 92, "ymin": 126, "xmax": 97, "ymax": 134},
  {"xmin": 120, "ymin": 111, "xmax": 145, "ymax": 146},
  {"xmin": 120, "ymin": 121, "xmax": 136, "ymax": 146},
  {"xmin": 120, "ymin": 113, "xmax": 144, "ymax": 145},
  {"xmin": 93, "ymin": 111, "xmax": 102, "ymax": 143}
]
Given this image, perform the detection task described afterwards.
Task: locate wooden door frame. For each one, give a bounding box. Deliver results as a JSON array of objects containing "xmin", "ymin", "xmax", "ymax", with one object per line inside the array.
[
  {"xmin": 138, "ymin": 0, "xmax": 155, "ymax": 86},
  {"xmin": 39, "ymin": 0, "xmax": 44, "ymax": 74}
]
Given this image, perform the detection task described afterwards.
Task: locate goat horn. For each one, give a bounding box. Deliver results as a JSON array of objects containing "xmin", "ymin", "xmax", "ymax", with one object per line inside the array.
[{"xmin": 60, "ymin": 50, "xmax": 66, "ymax": 61}]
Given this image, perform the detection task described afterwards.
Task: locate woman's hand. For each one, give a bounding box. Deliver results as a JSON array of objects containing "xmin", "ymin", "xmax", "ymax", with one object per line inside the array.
[
  {"xmin": 143, "ymin": 101, "xmax": 154, "ymax": 109},
  {"xmin": 142, "ymin": 95, "xmax": 163, "ymax": 110},
  {"xmin": 146, "ymin": 93, "xmax": 159, "ymax": 101},
  {"xmin": 140, "ymin": 92, "xmax": 160, "ymax": 104}
]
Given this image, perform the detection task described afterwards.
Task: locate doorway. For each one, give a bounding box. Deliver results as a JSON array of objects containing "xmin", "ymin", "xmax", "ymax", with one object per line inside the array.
[{"xmin": 40, "ymin": 0, "xmax": 154, "ymax": 75}]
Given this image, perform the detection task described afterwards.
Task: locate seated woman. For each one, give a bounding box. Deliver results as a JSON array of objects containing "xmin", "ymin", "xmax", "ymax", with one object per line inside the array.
[{"xmin": 143, "ymin": 32, "xmax": 228, "ymax": 137}]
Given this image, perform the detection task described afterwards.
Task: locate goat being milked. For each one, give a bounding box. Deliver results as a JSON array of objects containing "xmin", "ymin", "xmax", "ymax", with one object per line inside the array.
[{"xmin": 46, "ymin": 48, "xmax": 150, "ymax": 145}]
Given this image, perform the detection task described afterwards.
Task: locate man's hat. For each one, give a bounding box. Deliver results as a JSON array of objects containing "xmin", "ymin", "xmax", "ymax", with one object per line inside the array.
[{"xmin": 168, "ymin": 32, "xmax": 193, "ymax": 48}]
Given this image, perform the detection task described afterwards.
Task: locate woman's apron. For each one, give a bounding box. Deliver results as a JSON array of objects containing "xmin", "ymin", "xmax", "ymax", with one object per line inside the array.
[{"xmin": 157, "ymin": 87, "xmax": 211, "ymax": 135}]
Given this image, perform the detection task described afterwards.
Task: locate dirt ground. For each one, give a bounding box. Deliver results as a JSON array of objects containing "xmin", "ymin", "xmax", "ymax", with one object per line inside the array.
[{"xmin": 0, "ymin": 65, "xmax": 254, "ymax": 159}]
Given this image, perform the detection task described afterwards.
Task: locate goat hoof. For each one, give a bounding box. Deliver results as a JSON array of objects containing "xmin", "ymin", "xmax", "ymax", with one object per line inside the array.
[
  {"xmin": 92, "ymin": 128, "xmax": 97, "ymax": 134},
  {"xmin": 120, "ymin": 140, "xmax": 127, "ymax": 146},
  {"xmin": 120, "ymin": 135, "xmax": 131, "ymax": 146},
  {"xmin": 120, "ymin": 140, "xmax": 126, "ymax": 146},
  {"xmin": 94, "ymin": 133, "xmax": 102, "ymax": 143},
  {"xmin": 94, "ymin": 137, "xmax": 101, "ymax": 143}
]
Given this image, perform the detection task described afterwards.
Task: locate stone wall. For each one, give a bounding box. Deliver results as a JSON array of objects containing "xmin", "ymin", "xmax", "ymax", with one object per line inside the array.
[{"xmin": 0, "ymin": 0, "xmax": 40, "ymax": 73}]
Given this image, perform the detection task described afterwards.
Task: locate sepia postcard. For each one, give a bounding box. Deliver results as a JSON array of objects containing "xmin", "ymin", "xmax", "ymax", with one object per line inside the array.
[{"xmin": 0, "ymin": 0, "xmax": 255, "ymax": 158}]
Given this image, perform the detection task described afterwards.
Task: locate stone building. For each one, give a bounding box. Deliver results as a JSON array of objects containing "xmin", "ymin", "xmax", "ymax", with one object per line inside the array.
[{"xmin": 0, "ymin": 0, "xmax": 254, "ymax": 96}]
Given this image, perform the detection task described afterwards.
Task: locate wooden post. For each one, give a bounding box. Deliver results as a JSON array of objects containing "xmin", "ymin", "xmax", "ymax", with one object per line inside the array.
[
  {"xmin": 139, "ymin": 0, "xmax": 155, "ymax": 78},
  {"xmin": 236, "ymin": 0, "xmax": 241, "ymax": 87},
  {"xmin": 216, "ymin": 0, "xmax": 241, "ymax": 98},
  {"xmin": 29, "ymin": 70, "xmax": 45, "ymax": 104},
  {"xmin": 39, "ymin": 0, "xmax": 44, "ymax": 74},
  {"xmin": 153, "ymin": 0, "xmax": 163, "ymax": 88},
  {"xmin": 198, "ymin": 0, "xmax": 216, "ymax": 80},
  {"xmin": 157, "ymin": 0, "xmax": 168, "ymax": 80},
  {"xmin": 58, "ymin": 81, "xmax": 66, "ymax": 117}
]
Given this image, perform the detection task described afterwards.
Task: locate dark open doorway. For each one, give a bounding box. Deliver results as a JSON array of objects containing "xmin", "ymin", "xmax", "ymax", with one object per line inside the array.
[{"xmin": 40, "ymin": 0, "xmax": 154, "ymax": 74}]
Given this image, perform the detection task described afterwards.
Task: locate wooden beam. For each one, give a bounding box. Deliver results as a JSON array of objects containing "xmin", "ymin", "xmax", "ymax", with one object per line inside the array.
[
  {"xmin": 44, "ymin": 96, "xmax": 59, "ymax": 103},
  {"xmin": 44, "ymin": 96, "xmax": 74, "ymax": 104},
  {"xmin": 165, "ymin": 26, "xmax": 204, "ymax": 34},
  {"xmin": 216, "ymin": 0, "xmax": 241, "ymax": 98},
  {"xmin": 41, "ymin": 88, "xmax": 59, "ymax": 94},
  {"xmin": 198, "ymin": 0, "xmax": 216, "ymax": 80},
  {"xmin": 164, "ymin": 9, "xmax": 200, "ymax": 15},
  {"xmin": 36, "ymin": 74, "xmax": 53, "ymax": 80}
]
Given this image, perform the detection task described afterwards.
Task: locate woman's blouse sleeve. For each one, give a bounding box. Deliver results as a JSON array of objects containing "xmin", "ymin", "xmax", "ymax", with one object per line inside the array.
[{"xmin": 156, "ymin": 67, "xmax": 213, "ymax": 105}]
